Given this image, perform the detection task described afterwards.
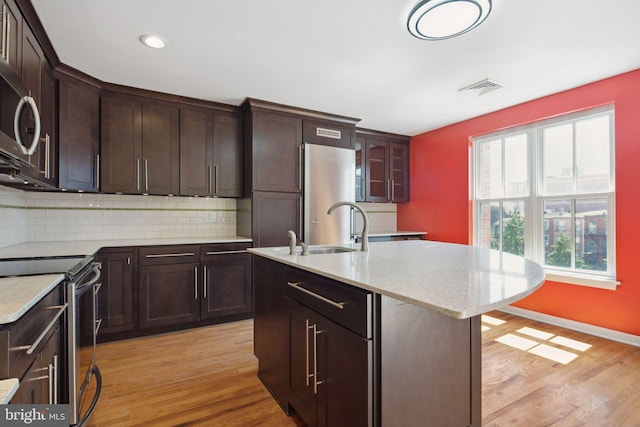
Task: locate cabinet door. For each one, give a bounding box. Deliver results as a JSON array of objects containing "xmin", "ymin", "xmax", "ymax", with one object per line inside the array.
[
  {"xmin": 96, "ymin": 251, "xmax": 135, "ymax": 335},
  {"xmin": 139, "ymin": 263, "xmax": 200, "ymax": 329},
  {"xmin": 58, "ymin": 76, "xmax": 100, "ymax": 192},
  {"xmin": 142, "ymin": 103, "xmax": 180, "ymax": 195},
  {"xmin": 213, "ymin": 112, "xmax": 243, "ymax": 197},
  {"xmin": 20, "ymin": 24, "xmax": 42, "ymax": 103},
  {"xmin": 101, "ymin": 96, "xmax": 143, "ymax": 194},
  {"xmin": 389, "ymin": 142, "xmax": 409, "ymax": 203},
  {"xmin": 288, "ymin": 301, "xmax": 318, "ymax": 427},
  {"xmin": 0, "ymin": 0, "xmax": 22, "ymax": 75},
  {"xmin": 252, "ymin": 110, "xmax": 302, "ymax": 193},
  {"xmin": 365, "ymin": 139, "xmax": 389, "ymax": 202},
  {"xmin": 253, "ymin": 256, "xmax": 290, "ymax": 412},
  {"xmin": 36, "ymin": 62, "xmax": 56, "ymax": 186},
  {"xmin": 252, "ymin": 191, "xmax": 301, "ymax": 248},
  {"xmin": 201, "ymin": 252, "xmax": 251, "ymax": 319},
  {"xmin": 180, "ymin": 108, "xmax": 214, "ymax": 196},
  {"xmin": 355, "ymin": 136, "xmax": 365, "ymax": 202}
]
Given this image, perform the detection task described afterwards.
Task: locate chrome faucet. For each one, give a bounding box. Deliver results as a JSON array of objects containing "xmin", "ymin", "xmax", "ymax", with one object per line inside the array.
[
  {"xmin": 287, "ymin": 230, "xmax": 297, "ymax": 255},
  {"xmin": 327, "ymin": 201, "xmax": 369, "ymax": 252}
]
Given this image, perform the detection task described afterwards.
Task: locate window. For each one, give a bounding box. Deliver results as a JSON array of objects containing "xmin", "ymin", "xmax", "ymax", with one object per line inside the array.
[{"xmin": 473, "ymin": 106, "xmax": 616, "ymax": 289}]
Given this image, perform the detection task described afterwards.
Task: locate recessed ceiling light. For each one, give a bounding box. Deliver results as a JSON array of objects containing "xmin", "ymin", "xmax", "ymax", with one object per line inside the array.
[
  {"xmin": 140, "ymin": 35, "xmax": 167, "ymax": 49},
  {"xmin": 407, "ymin": 0, "xmax": 492, "ymax": 41}
]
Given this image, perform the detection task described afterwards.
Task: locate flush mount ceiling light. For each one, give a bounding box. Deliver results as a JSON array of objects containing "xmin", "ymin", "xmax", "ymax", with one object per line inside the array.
[
  {"xmin": 139, "ymin": 35, "xmax": 167, "ymax": 49},
  {"xmin": 407, "ymin": 0, "xmax": 492, "ymax": 40}
]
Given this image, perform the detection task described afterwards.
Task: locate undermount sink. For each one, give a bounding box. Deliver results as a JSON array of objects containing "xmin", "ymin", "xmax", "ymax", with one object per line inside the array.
[{"xmin": 306, "ymin": 246, "xmax": 357, "ymax": 255}]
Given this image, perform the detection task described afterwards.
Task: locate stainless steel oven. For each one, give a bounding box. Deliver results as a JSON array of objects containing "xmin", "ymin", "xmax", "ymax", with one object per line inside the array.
[
  {"xmin": 67, "ymin": 259, "xmax": 102, "ymax": 427},
  {"xmin": 0, "ymin": 255, "xmax": 102, "ymax": 426}
]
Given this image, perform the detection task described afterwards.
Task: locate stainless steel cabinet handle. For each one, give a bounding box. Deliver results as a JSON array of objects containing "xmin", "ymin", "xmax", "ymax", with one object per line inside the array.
[
  {"xmin": 214, "ymin": 165, "xmax": 219, "ymax": 194},
  {"xmin": 136, "ymin": 158, "xmax": 141, "ymax": 191},
  {"xmin": 207, "ymin": 165, "xmax": 212, "ymax": 194},
  {"xmin": 145, "ymin": 252, "xmax": 195, "ymax": 258},
  {"xmin": 298, "ymin": 145, "xmax": 303, "ymax": 191},
  {"xmin": 19, "ymin": 303, "xmax": 68, "ymax": 355},
  {"xmin": 48, "ymin": 362, "xmax": 54, "ymax": 404},
  {"xmin": 144, "ymin": 158, "xmax": 149, "ymax": 192},
  {"xmin": 4, "ymin": 9, "xmax": 9, "ymax": 64},
  {"xmin": 38, "ymin": 134, "xmax": 50, "ymax": 178},
  {"xmin": 391, "ymin": 179, "xmax": 395, "ymax": 201},
  {"xmin": 287, "ymin": 282, "xmax": 345, "ymax": 310},
  {"xmin": 53, "ymin": 354, "xmax": 58, "ymax": 404},
  {"xmin": 194, "ymin": 266, "xmax": 198, "ymax": 299},
  {"xmin": 312, "ymin": 324, "xmax": 324, "ymax": 394},
  {"xmin": 205, "ymin": 250, "xmax": 247, "ymax": 255},
  {"xmin": 305, "ymin": 319, "xmax": 311, "ymax": 387},
  {"xmin": 203, "ymin": 265, "xmax": 207, "ymax": 298},
  {"xmin": 95, "ymin": 154, "xmax": 100, "ymax": 189},
  {"xmin": 1, "ymin": 5, "xmax": 7, "ymax": 60}
]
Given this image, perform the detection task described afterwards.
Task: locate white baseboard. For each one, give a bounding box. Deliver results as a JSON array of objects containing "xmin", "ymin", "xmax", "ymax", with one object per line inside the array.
[{"xmin": 498, "ymin": 306, "xmax": 640, "ymax": 348}]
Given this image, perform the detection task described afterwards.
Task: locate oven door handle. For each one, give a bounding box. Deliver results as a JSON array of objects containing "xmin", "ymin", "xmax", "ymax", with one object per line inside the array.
[
  {"xmin": 76, "ymin": 264, "xmax": 102, "ymax": 292},
  {"xmin": 24, "ymin": 303, "xmax": 68, "ymax": 355}
]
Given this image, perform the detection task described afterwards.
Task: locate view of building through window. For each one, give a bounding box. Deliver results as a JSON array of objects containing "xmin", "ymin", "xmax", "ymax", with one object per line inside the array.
[{"xmin": 473, "ymin": 106, "xmax": 615, "ymax": 280}]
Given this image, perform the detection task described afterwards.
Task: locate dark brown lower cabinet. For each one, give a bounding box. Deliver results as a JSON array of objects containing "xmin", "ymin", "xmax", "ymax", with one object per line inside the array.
[
  {"xmin": 253, "ymin": 256, "xmax": 481, "ymax": 427},
  {"xmin": 288, "ymin": 300, "xmax": 371, "ymax": 427},
  {"xmin": 139, "ymin": 262, "xmax": 200, "ymax": 329},
  {"xmin": 201, "ymin": 250, "xmax": 251, "ymax": 319}
]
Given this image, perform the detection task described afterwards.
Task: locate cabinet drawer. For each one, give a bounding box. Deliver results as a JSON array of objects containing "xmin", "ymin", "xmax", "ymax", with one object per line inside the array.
[
  {"xmin": 285, "ymin": 268, "xmax": 371, "ymax": 339},
  {"xmin": 139, "ymin": 245, "xmax": 200, "ymax": 265},
  {"xmin": 0, "ymin": 284, "xmax": 63, "ymax": 380},
  {"xmin": 200, "ymin": 243, "xmax": 251, "ymax": 260}
]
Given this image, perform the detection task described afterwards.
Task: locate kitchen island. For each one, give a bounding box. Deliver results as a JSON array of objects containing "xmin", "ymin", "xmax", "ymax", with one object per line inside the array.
[{"xmin": 249, "ymin": 240, "xmax": 545, "ymax": 427}]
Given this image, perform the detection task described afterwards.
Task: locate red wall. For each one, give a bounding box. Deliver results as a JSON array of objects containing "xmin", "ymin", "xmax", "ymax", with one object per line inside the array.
[{"xmin": 398, "ymin": 69, "xmax": 640, "ymax": 336}]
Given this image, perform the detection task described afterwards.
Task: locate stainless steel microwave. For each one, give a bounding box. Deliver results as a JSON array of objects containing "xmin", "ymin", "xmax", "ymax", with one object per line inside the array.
[{"xmin": 0, "ymin": 60, "xmax": 42, "ymax": 172}]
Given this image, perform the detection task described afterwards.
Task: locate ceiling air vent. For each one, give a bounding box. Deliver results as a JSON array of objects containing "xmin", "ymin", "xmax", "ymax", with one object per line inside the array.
[
  {"xmin": 458, "ymin": 78, "xmax": 503, "ymax": 95},
  {"xmin": 316, "ymin": 127, "xmax": 341, "ymax": 139}
]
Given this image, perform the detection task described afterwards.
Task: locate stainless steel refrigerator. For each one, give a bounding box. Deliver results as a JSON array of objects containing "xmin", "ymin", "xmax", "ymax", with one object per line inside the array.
[{"xmin": 303, "ymin": 143, "xmax": 355, "ymax": 245}]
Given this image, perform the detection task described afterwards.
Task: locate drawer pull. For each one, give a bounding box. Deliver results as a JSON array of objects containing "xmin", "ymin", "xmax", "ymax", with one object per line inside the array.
[
  {"xmin": 205, "ymin": 250, "xmax": 247, "ymax": 255},
  {"xmin": 287, "ymin": 282, "xmax": 345, "ymax": 310},
  {"xmin": 22, "ymin": 304, "xmax": 68, "ymax": 355},
  {"xmin": 145, "ymin": 252, "xmax": 195, "ymax": 258}
]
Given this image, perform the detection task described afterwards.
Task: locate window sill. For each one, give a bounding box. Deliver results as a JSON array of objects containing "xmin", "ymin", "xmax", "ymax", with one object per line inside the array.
[{"xmin": 545, "ymin": 271, "xmax": 620, "ymax": 290}]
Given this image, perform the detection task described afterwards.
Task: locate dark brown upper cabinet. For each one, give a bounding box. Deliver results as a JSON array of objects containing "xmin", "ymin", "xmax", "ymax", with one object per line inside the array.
[
  {"xmin": 57, "ymin": 68, "xmax": 101, "ymax": 192},
  {"xmin": 180, "ymin": 108, "xmax": 242, "ymax": 197},
  {"xmin": 356, "ymin": 129, "xmax": 410, "ymax": 203},
  {"xmin": 101, "ymin": 94, "xmax": 180, "ymax": 195},
  {"xmin": 250, "ymin": 109, "xmax": 303, "ymax": 193},
  {"xmin": 0, "ymin": 0, "xmax": 23, "ymax": 76}
]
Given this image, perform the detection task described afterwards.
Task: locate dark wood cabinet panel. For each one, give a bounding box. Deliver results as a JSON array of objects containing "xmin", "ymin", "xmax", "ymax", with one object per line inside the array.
[
  {"xmin": 180, "ymin": 108, "xmax": 214, "ymax": 196},
  {"xmin": 96, "ymin": 251, "xmax": 135, "ymax": 335},
  {"xmin": 251, "ymin": 110, "xmax": 302, "ymax": 193},
  {"xmin": 252, "ymin": 191, "xmax": 301, "ymax": 248},
  {"xmin": 58, "ymin": 75, "xmax": 100, "ymax": 192},
  {"xmin": 142, "ymin": 102, "xmax": 180, "ymax": 195},
  {"xmin": 139, "ymin": 262, "xmax": 200, "ymax": 329},
  {"xmin": 101, "ymin": 96, "xmax": 143, "ymax": 194},
  {"xmin": 357, "ymin": 130, "xmax": 410, "ymax": 203},
  {"xmin": 20, "ymin": 24, "xmax": 41, "ymax": 103},
  {"xmin": 201, "ymin": 252, "xmax": 251, "ymax": 319},
  {"xmin": 389, "ymin": 142, "xmax": 409, "ymax": 203},
  {"xmin": 0, "ymin": 0, "xmax": 23, "ymax": 75},
  {"xmin": 365, "ymin": 139, "xmax": 389, "ymax": 202},
  {"xmin": 213, "ymin": 112, "xmax": 243, "ymax": 197},
  {"xmin": 179, "ymin": 109, "xmax": 242, "ymax": 197},
  {"xmin": 253, "ymin": 255, "xmax": 291, "ymax": 412}
]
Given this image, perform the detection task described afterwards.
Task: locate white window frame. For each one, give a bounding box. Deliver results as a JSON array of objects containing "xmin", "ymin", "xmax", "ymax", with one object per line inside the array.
[{"xmin": 471, "ymin": 105, "xmax": 618, "ymax": 290}]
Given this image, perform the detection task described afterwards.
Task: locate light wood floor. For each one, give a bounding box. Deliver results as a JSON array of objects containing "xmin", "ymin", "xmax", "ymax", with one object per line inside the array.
[{"xmin": 81, "ymin": 312, "xmax": 640, "ymax": 426}]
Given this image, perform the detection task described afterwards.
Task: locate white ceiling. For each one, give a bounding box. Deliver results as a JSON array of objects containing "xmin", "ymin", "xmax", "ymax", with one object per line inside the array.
[{"xmin": 31, "ymin": 0, "xmax": 640, "ymax": 136}]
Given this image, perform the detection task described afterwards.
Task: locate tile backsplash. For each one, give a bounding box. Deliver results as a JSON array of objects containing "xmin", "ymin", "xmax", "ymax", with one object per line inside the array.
[{"xmin": 0, "ymin": 186, "xmax": 237, "ymax": 248}]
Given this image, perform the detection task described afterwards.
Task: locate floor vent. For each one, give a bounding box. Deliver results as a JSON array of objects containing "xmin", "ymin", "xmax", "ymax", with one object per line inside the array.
[{"xmin": 458, "ymin": 78, "xmax": 504, "ymax": 95}]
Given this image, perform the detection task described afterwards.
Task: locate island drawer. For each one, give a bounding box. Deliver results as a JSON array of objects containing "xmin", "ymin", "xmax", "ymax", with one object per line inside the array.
[
  {"xmin": 200, "ymin": 243, "xmax": 251, "ymax": 260},
  {"xmin": 285, "ymin": 268, "xmax": 372, "ymax": 339}
]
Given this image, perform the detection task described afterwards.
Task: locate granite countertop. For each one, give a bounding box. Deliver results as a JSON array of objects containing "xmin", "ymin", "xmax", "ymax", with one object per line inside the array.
[
  {"xmin": 0, "ymin": 378, "xmax": 19, "ymax": 404},
  {"xmin": 0, "ymin": 236, "xmax": 252, "ymax": 326},
  {"xmin": 0, "ymin": 274, "xmax": 65, "ymax": 324},
  {"xmin": 249, "ymin": 240, "xmax": 545, "ymax": 319},
  {"xmin": 0, "ymin": 236, "xmax": 252, "ymax": 259}
]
